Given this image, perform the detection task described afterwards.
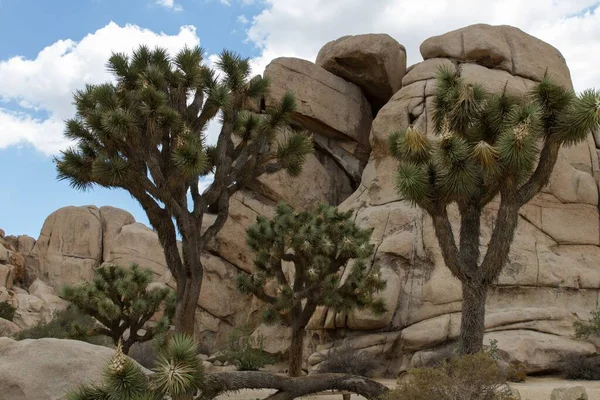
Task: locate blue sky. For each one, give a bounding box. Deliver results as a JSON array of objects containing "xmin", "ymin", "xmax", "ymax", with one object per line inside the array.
[
  {"xmin": 0, "ymin": 0, "xmax": 264, "ymax": 236},
  {"xmin": 1, "ymin": 0, "xmax": 599, "ymax": 238}
]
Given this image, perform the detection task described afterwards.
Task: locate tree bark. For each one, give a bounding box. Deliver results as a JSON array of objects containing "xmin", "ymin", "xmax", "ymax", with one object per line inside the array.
[
  {"xmin": 458, "ymin": 281, "xmax": 488, "ymax": 355},
  {"xmin": 174, "ymin": 275, "xmax": 201, "ymax": 334},
  {"xmin": 200, "ymin": 372, "xmax": 389, "ymax": 400},
  {"xmin": 288, "ymin": 326, "xmax": 305, "ymax": 377}
]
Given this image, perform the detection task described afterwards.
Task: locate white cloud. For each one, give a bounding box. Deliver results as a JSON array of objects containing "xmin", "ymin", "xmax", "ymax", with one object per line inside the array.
[
  {"xmin": 245, "ymin": 0, "xmax": 600, "ymax": 92},
  {"xmin": 0, "ymin": 22, "xmax": 200, "ymax": 155},
  {"xmin": 155, "ymin": 0, "xmax": 183, "ymax": 11},
  {"xmin": 219, "ymin": 0, "xmax": 231, "ymax": 5},
  {"xmin": 237, "ymin": 14, "xmax": 249, "ymax": 24}
]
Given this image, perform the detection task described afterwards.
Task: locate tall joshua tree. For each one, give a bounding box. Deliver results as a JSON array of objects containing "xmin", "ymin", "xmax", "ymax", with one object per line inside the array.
[
  {"xmin": 390, "ymin": 66, "xmax": 600, "ymax": 355},
  {"xmin": 55, "ymin": 45, "xmax": 313, "ymax": 334},
  {"xmin": 238, "ymin": 203, "xmax": 386, "ymax": 376}
]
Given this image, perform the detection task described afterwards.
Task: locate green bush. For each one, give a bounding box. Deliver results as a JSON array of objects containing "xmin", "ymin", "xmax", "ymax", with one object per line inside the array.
[
  {"xmin": 574, "ymin": 309, "xmax": 600, "ymax": 339},
  {"xmin": 0, "ymin": 301, "xmax": 16, "ymax": 321},
  {"xmin": 561, "ymin": 353, "xmax": 600, "ymax": 380},
  {"xmin": 14, "ymin": 306, "xmax": 109, "ymax": 346},
  {"xmin": 381, "ymin": 352, "xmax": 517, "ymax": 400},
  {"xmin": 218, "ymin": 325, "xmax": 275, "ymax": 371},
  {"xmin": 317, "ymin": 342, "xmax": 379, "ymax": 377}
]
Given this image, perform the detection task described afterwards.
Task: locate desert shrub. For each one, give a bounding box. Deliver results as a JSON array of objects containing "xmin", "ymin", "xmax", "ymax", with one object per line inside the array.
[
  {"xmin": 317, "ymin": 342, "xmax": 379, "ymax": 377},
  {"xmin": 13, "ymin": 305, "xmax": 109, "ymax": 346},
  {"xmin": 506, "ymin": 361, "xmax": 527, "ymax": 382},
  {"xmin": 218, "ymin": 325, "xmax": 274, "ymax": 371},
  {"xmin": 561, "ymin": 353, "xmax": 600, "ymax": 380},
  {"xmin": 0, "ymin": 301, "xmax": 16, "ymax": 321},
  {"xmin": 574, "ymin": 309, "xmax": 600, "ymax": 339},
  {"xmin": 381, "ymin": 352, "xmax": 516, "ymax": 400}
]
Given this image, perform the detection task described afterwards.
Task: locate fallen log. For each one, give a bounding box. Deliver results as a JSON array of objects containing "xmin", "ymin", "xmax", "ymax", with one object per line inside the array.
[{"xmin": 200, "ymin": 371, "xmax": 390, "ymax": 400}]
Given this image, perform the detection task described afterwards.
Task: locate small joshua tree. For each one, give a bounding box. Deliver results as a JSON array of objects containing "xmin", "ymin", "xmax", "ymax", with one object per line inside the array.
[
  {"xmin": 390, "ymin": 66, "xmax": 600, "ymax": 355},
  {"xmin": 237, "ymin": 202, "xmax": 386, "ymax": 376},
  {"xmin": 62, "ymin": 263, "xmax": 176, "ymax": 354}
]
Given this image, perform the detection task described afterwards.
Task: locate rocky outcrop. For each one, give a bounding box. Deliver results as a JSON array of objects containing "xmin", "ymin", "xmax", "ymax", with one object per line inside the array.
[
  {"xmin": 316, "ymin": 33, "xmax": 407, "ymax": 113},
  {"xmin": 5, "ymin": 23, "xmax": 600, "ymax": 377},
  {"xmin": 304, "ymin": 23, "xmax": 600, "ymax": 376},
  {"xmin": 0, "ymin": 338, "xmax": 144, "ymax": 400},
  {"xmin": 1, "ymin": 280, "xmax": 68, "ymax": 330}
]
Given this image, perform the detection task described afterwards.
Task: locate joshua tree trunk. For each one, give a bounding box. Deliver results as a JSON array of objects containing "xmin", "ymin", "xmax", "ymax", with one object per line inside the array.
[
  {"xmin": 458, "ymin": 281, "xmax": 488, "ymax": 354},
  {"xmin": 288, "ymin": 325, "xmax": 305, "ymax": 377},
  {"xmin": 174, "ymin": 275, "xmax": 201, "ymax": 335}
]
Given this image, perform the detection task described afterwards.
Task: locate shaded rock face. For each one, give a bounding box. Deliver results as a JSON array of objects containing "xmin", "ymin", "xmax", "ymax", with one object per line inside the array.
[
  {"xmin": 6, "ymin": 23, "xmax": 600, "ymax": 376},
  {"xmin": 0, "ymin": 338, "xmax": 145, "ymax": 400}
]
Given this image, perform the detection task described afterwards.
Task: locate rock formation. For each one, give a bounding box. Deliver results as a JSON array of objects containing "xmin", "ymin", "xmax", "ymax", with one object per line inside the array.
[
  {"xmin": 2, "ymin": 24, "xmax": 600, "ymax": 378},
  {"xmin": 0, "ymin": 338, "xmax": 146, "ymax": 400}
]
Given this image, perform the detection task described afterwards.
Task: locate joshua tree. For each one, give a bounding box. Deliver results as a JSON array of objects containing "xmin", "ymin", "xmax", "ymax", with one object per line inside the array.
[
  {"xmin": 237, "ymin": 202, "xmax": 386, "ymax": 376},
  {"xmin": 55, "ymin": 45, "xmax": 313, "ymax": 334},
  {"xmin": 62, "ymin": 263, "xmax": 175, "ymax": 354},
  {"xmin": 390, "ymin": 66, "xmax": 600, "ymax": 354}
]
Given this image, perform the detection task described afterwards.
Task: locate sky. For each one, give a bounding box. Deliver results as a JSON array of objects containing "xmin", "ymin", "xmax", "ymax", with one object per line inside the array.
[{"xmin": 0, "ymin": 0, "xmax": 599, "ymax": 238}]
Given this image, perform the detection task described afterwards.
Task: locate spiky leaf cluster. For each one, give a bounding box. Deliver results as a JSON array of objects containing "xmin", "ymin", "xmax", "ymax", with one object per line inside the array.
[
  {"xmin": 65, "ymin": 334, "xmax": 203, "ymax": 400},
  {"xmin": 61, "ymin": 263, "xmax": 176, "ymax": 353},
  {"xmin": 392, "ymin": 66, "xmax": 600, "ymax": 208},
  {"xmin": 237, "ymin": 202, "xmax": 387, "ymax": 325}
]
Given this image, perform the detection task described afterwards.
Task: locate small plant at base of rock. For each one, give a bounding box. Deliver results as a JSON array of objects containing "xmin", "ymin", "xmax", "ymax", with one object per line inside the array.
[
  {"xmin": 218, "ymin": 325, "xmax": 275, "ymax": 371},
  {"xmin": 574, "ymin": 309, "xmax": 600, "ymax": 340},
  {"xmin": 560, "ymin": 352, "xmax": 600, "ymax": 380},
  {"xmin": 61, "ymin": 262, "xmax": 176, "ymax": 354},
  {"xmin": 317, "ymin": 342, "xmax": 379, "ymax": 377},
  {"xmin": 0, "ymin": 301, "xmax": 16, "ymax": 321},
  {"xmin": 506, "ymin": 361, "xmax": 527, "ymax": 383},
  {"xmin": 13, "ymin": 305, "xmax": 109, "ymax": 345},
  {"xmin": 65, "ymin": 334, "xmax": 204, "ymax": 400},
  {"xmin": 381, "ymin": 352, "xmax": 516, "ymax": 400}
]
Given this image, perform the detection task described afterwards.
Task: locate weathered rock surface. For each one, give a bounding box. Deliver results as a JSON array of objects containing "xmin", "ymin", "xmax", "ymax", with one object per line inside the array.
[
  {"xmin": 551, "ymin": 386, "xmax": 589, "ymax": 400},
  {"xmin": 316, "ymin": 33, "xmax": 406, "ymax": 113},
  {"xmin": 306, "ymin": 23, "xmax": 600, "ymax": 377},
  {"xmin": 0, "ymin": 338, "xmax": 144, "ymax": 400},
  {"xmin": 420, "ymin": 23, "xmax": 573, "ymax": 88}
]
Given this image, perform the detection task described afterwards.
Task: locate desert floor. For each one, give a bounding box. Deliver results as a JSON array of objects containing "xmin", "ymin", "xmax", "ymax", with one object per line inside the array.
[{"xmin": 214, "ymin": 377, "xmax": 600, "ymax": 399}]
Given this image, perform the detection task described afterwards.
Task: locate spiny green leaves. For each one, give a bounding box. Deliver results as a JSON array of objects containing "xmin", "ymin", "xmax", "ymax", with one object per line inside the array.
[
  {"xmin": 152, "ymin": 334, "xmax": 203, "ymax": 396},
  {"xmin": 275, "ymin": 131, "xmax": 313, "ymax": 177},
  {"xmin": 471, "ymin": 140, "xmax": 500, "ymax": 178},
  {"xmin": 497, "ymin": 123, "xmax": 538, "ymax": 180},
  {"xmin": 553, "ymin": 89, "xmax": 600, "ymax": 145},
  {"xmin": 65, "ymin": 334, "xmax": 202, "ymax": 400},
  {"xmin": 530, "ymin": 75, "xmax": 574, "ymax": 131},
  {"xmin": 172, "ymin": 133, "xmax": 209, "ymax": 178},
  {"xmin": 389, "ymin": 127, "xmax": 431, "ymax": 163},
  {"xmin": 395, "ymin": 162, "xmax": 431, "ymax": 206}
]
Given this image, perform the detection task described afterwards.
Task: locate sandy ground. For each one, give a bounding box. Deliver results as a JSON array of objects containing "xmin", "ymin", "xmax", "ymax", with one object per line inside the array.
[{"xmin": 214, "ymin": 377, "xmax": 600, "ymax": 399}]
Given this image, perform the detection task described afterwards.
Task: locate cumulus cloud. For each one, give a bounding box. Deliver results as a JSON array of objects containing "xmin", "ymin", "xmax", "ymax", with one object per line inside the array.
[
  {"xmin": 245, "ymin": 0, "xmax": 600, "ymax": 91},
  {"xmin": 0, "ymin": 22, "xmax": 200, "ymax": 155},
  {"xmin": 155, "ymin": 0, "xmax": 183, "ymax": 11},
  {"xmin": 237, "ymin": 14, "xmax": 250, "ymax": 24}
]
